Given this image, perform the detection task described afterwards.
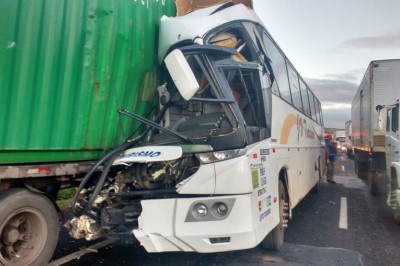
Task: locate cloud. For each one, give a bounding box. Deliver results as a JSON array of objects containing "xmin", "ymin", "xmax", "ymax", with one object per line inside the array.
[
  {"xmin": 321, "ymin": 106, "xmax": 350, "ymax": 129},
  {"xmin": 341, "ymin": 28, "xmax": 400, "ymax": 49},
  {"xmin": 323, "ymin": 68, "xmax": 366, "ymax": 83},
  {"xmin": 305, "ymin": 78, "xmax": 358, "ymax": 104},
  {"xmin": 322, "ymin": 102, "xmax": 351, "ymax": 110}
]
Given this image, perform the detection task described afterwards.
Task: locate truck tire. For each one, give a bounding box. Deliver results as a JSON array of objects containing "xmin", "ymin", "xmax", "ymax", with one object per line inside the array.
[
  {"xmin": 0, "ymin": 189, "xmax": 59, "ymax": 266},
  {"xmin": 356, "ymin": 160, "xmax": 368, "ymax": 180},
  {"xmin": 260, "ymin": 181, "xmax": 287, "ymax": 250},
  {"xmin": 391, "ymin": 178, "xmax": 400, "ymax": 225},
  {"xmin": 367, "ymin": 170, "xmax": 379, "ymax": 196},
  {"xmin": 394, "ymin": 210, "xmax": 400, "ymax": 225}
]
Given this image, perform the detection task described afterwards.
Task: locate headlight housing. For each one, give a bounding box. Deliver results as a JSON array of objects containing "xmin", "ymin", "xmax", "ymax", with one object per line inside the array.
[{"xmin": 196, "ymin": 149, "xmax": 246, "ymax": 164}]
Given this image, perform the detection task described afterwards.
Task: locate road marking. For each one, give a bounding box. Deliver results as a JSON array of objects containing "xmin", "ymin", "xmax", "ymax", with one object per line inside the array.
[
  {"xmin": 341, "ymin": 165, "xmax": 345, "ymax": 172},
  {"xmin": 339, "ymin": 197, "xmax": 348, "ymax": 229}
]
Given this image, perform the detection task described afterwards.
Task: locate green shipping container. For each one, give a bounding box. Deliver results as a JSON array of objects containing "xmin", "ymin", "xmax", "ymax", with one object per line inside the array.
[{"xmin": 0, "ymin": 0, "xmax": 175, "ymax": 164}]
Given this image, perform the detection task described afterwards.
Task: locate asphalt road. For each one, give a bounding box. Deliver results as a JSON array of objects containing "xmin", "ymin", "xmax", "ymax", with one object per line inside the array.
[{"xmin": 50, "ymin": 153, "xmax": 400, "ymax": 265}]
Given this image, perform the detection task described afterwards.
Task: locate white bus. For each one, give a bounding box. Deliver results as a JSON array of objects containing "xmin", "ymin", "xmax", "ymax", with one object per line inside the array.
[{"xmin": 69, "ymin": 2, "xmax": 326, "ymax": 253}]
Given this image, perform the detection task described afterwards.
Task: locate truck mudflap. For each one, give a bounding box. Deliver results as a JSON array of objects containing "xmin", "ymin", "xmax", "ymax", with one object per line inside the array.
[
  {"xmin": 388, "ymin": 189, "xmax": 400, "ymax": 209},
  {"xmin": 388, "ymin": 162, "xmax": 400, "ymax": 207},
  {"xmin": 133, "ymin": 194, "xmax": 258, "ymax": 253},
  {"xmin": 388, "ymin": 163, "xmax": 400, "ymax": 224}
]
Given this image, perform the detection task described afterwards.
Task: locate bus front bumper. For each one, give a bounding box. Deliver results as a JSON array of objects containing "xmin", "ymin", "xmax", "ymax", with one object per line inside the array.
[{"xmin": 132, "ymin": 194, "xmax": 258, "ymax": 253}]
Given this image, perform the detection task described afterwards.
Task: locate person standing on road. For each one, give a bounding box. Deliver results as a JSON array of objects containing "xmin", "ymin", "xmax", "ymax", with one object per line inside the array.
[{"xmin": 327, "ymin": 141, "xmax": 337, "ymax": 184}]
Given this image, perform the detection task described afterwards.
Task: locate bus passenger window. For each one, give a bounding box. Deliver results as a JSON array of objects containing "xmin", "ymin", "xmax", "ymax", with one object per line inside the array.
[
  {"xmin": 261, "ymin": 32, "xmax": 291, "ymax": 103},
  {"xmin": 223, "ymin": 68, "xmax": 267, "ymax": 143},
  {"xmin": 287, "ymin": 61, "xmax": 303, "ymax": 112},
  {"xmin": 299, "ymin": 79, "xmax": 311, "ymax": 117}
]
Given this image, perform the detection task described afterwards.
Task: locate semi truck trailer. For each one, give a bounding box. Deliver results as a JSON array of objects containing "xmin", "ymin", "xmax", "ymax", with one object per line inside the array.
[
  {"xmin": 351, "ymin": 59, "xmax": 400, "ymax": 194},
  {"xmin": 0, "ymin": 1, "xmax": 175, "ymax": 265}
]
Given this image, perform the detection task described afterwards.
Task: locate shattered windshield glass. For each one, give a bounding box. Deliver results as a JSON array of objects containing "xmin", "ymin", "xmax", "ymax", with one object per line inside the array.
[{"xmin": 148, "ymin": 53, "xmax": 239, "ymax": 145}]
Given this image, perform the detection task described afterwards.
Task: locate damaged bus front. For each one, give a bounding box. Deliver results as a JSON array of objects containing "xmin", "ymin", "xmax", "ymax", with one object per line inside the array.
[{"xmin": 69, "ymin": 2, "xmax": 324, "ymax": 253}]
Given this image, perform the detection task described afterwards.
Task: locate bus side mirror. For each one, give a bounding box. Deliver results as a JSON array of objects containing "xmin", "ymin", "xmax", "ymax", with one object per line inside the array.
[{"xmin": 164, "ymin": 49, "xmax": 199, "ymax": 100}]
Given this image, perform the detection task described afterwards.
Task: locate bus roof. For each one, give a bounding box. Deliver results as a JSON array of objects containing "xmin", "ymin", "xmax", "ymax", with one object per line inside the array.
[{"xmin": 158, "ymin": 3, "xmax": 263, "ymax": 63}]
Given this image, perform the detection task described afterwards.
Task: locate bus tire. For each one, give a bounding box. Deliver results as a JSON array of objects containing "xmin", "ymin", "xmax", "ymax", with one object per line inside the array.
[
  {"xmin": 0, "ymin": 189, "xmax": 59, "ymax": 266},
  {"xmin": 260, "ymin": 181, "xmax": 286, "ymax": 250}
]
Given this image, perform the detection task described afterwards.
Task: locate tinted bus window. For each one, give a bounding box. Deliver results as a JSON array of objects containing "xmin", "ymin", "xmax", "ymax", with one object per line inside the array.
[
  {"xmin": 314, "ymin": 96, "xmax": 320, "ymax": 123},
  {"xmin": 299, "ymin": 79, "xmax": 311, "ymax": 116},
  {"xmin": 287, "ymin": 61, "xmax": 303, "ymax": 111},
  {"xmin": 319, "ymin": 101, "xmax": 323, "ymax": 125},
  {"xmin": 262, "ymin": 33, "xmax": 292, "ymax": 103},
  {"xmin": 308, "ymin": 89, "xmax": 316, "ymax": 121}
]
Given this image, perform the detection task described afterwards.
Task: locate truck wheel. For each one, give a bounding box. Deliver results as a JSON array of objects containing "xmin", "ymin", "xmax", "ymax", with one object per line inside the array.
[
  {"xmin": 356, "ymin": 161, "xmax": 368, "ymax": 180},
  {"xmin": 368, "ymin": 170, "xmax": 379, "ymax": 196},
  {"xmin": 260, "ymin": 181, "xmax": 287, "ymax": 250},
  {"xmin": 0, "ymin": 189, "xmax": 59, "ymax": 266},
  {"xmin": 394, "ymin": 210, "xmax": 400, "ymax": 225}
]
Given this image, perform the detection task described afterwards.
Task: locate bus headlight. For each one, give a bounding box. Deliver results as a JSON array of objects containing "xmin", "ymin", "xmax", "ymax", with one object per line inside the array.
[
  {"xmin": 185, "ymin": 198, "xmax": 236, "ymax": 222},
  {"xmin": 194, "ymin": 203, "xmax": 208, "ymax": 218},
  {"xmin": 214, "ymin": 202, "xmax": 228, "ymax": 216},
  {"xmin": 196, "ymin": 149, "xmax": 246, "ymax": 164}
]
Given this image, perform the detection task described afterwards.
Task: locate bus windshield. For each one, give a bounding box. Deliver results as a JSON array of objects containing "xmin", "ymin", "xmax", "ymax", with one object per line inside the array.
[{"xmin": 148, "ymin": 52, "xmax": 249, "ymax": 150}]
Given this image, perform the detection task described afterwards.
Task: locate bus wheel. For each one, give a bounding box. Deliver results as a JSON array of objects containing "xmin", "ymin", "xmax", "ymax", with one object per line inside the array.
[
  {"xmin": 260, "ymin": 181, "xmax": 287, "ymax": 250},
  {"xmin": 0, "ymin": 189, "xmax": 59, "ymax": 266}
]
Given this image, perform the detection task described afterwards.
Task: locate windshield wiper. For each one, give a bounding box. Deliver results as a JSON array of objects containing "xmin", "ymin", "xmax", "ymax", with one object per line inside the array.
[{"xmin": 118, "ymin": 109, "xmax": 192, "ymax": 143}]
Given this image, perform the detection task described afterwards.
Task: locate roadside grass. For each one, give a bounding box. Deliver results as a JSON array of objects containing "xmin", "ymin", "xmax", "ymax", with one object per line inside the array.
[{"xmin": 57, "ymin": 187, "xmax": 76, "ymax": 212}]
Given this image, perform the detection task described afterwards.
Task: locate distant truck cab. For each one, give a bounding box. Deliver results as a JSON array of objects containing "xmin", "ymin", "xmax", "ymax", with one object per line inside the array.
[{"xmin": 376, "ymin": 99, "xmax": 400, "ymax": 224}]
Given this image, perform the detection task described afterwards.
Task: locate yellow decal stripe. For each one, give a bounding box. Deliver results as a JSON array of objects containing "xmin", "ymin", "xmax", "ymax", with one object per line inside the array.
[{"xmin": 280, "ymin": 114, "xmax": 297, "ymax": 144}]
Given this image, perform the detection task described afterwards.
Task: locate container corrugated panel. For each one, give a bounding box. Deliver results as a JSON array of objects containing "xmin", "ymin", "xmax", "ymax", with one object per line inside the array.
[
  {"xmin": 351, "ymin": 59, "xmax": 400, "ymax": 149},
  {"xmin": 372, "ymin": 59, "xmax": 400, "ymax": 131},
  {"xmin": 0, "ymin": 0, "xmax": 175, "ymax": 164}
]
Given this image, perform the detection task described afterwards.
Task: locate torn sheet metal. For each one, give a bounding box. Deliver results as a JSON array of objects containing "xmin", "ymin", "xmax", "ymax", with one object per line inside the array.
[{"xmin": 175, "ymin": 0, "xmax": 253, "ymax": 16}]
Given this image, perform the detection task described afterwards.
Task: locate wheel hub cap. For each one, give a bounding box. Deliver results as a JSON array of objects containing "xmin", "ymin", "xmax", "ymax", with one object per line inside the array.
[{"xmin": 2, "ymin": 226, "xmax": 20, "ymax": 245}]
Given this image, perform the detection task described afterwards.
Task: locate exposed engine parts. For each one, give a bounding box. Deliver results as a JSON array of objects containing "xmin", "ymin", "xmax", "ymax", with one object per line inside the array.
[{"xmin": 69, "ymin": 155, "xmax": 200, "ymax": 240}]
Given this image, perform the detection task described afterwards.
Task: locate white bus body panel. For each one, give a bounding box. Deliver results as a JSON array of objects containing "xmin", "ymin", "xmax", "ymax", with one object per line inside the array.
[
  {"xmin": 133, "ymin": 194, "xmax": 264, "ymax": 253},
  {"xmin": 270, "ymin": 96, "xmax": 324, "ymax": 208}
]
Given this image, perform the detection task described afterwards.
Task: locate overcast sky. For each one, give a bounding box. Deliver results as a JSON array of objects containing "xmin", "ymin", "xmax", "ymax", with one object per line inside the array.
[{"xmin": 253, "ymin": 0, "xmax": 400, "ymax": 129}]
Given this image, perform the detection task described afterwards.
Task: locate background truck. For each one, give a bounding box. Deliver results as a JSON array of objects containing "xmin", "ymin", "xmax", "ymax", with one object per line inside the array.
[
  {"xmin": 376, "ymin": 99, "xmax": 400, "ymax": 224},
  {"xmin": 345, "ymin": 120, "xmax": 353, "ymax": 157},
  {"xmin": 0, "ymin": 1, "xmax": 175, "ymax": 265},
  {"xmin": 351, "ymin": 59, "xmax": 400, "ymax": 195},
  {"xmin": 333, "ymin": 130, "xmax": 346, "ymax": 153}
]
